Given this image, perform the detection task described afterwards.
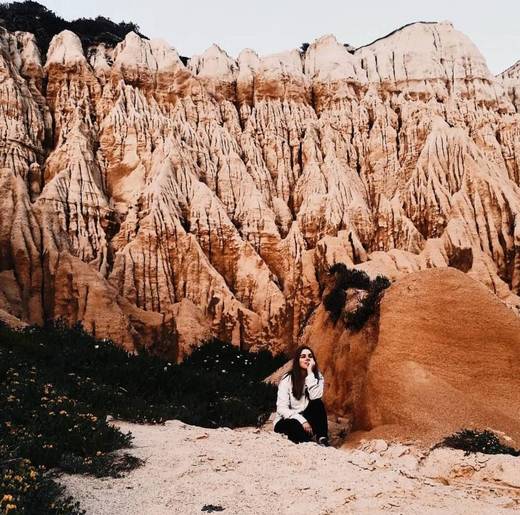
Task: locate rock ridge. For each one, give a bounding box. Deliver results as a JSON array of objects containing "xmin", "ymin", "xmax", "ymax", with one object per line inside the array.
[{"xmin": 0, "ymin": 21, "xmax": 520, "ymax": 353}]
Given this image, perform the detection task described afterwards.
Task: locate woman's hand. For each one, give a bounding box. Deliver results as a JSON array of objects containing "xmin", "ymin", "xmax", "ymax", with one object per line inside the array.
[
  {"xmin": 307, "ymin": 357, "xmax": 315, "ymax": 374},
  {"xmin": 302, "ymin": 421, "xmax": 313, "ymax": 435}
]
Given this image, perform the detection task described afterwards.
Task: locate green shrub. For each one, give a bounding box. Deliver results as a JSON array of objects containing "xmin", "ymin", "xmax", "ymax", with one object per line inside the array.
[
  {"xmin": 0, "ymin": 457, "xmax": 84, "ymax": 515},
  {"xmin": 345, "ymin": 278, "xmax": 390, "ymax": 331},
  {"xmin": 58, "ymin": 452, "xmax": 142, "ymax": 478},
  {"xmin": 323, "ymin": 287, "xmax": 346, "ymax": 323},
  {"xmin": 1, "ymin": 368, "xmax": 136, "ymax": 472},
  {"xmin": 1, "ymin": 321, "xmax": 286, "ymax": 512},
  {"xmin": 437, "ymin": 429, "xmax": 520, "ymax": 457},
  {"xmin": 0, "ymin": 1, "xmax": 144, "ymax": 55},
  {"xmin": 1, "ymin": 321, "xmax": 285, "ymax": 429},
  {"xmin": 324, "ymin": 264, "xmax": 391, "ymax": 331},
  {"xmin": 329, "ymin": 264, "xmax": 372, "ymax": 291}
]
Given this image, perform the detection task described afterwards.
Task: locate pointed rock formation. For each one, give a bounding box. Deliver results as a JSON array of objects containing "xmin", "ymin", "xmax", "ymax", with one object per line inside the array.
[{"xmin": 0, "ymin": 22, "xmax": 519, "ymax": 355}]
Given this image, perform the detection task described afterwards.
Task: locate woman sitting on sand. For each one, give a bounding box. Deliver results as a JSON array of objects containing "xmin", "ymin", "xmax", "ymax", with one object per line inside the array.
[{"xmin": 273, "ymin": 346, "xmax": 329, "ymax": 446}]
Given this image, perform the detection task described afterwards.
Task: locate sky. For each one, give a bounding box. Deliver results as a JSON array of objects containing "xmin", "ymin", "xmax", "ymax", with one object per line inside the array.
[{"xmin": 39, "ymin": 0, "xmax": 520, "ymax": 74}]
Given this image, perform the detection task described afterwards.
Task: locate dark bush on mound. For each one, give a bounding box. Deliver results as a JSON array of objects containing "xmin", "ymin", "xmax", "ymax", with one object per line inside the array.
[
  {"xmin": 437, "ymin": 429, "xmax": 520, "ymax": 457},
  {"xmin": 1, "ymin": 321, "xmax": 286, "ymax": 512},
  {"xmin": 329, "ymin": 263, "xmax": 372, "ymax": 290},
  {"xmin": 0, "ymin": 1, "xmax": 144, "ymax": 55},
  {"xmin": 344, "ymin": 287, "xmax": 379, "ymax": 331},
  {"xmin": 324, "ymin": 263, "xmax": 391, "ymax": 331},
  {"xmin": 323, "ymin": 287, "xmax": 346, "ymax": 323}
]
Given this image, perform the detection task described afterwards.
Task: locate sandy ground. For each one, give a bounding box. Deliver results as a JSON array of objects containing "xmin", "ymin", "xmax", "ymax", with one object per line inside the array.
[{"xmin": 60, "ymin": 420, "xmax": 520, "ymax": 515}]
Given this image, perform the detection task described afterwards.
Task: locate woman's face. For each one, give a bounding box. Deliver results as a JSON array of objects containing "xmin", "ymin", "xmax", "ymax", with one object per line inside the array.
[{"xmin": 299, "ymin": 349, "xmax": 313, "ymax": 370}]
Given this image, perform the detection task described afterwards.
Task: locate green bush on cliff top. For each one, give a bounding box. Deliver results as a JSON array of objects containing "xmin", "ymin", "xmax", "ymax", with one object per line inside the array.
[{"xmin": 0, "ymin": 1, "xmax": 144, "ymax": 54}]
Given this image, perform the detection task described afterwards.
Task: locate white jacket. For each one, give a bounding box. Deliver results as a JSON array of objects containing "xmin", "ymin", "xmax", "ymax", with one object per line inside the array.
[{"xmin": 273, "ymin": 371, "xmax": 324, "ymax": 427}]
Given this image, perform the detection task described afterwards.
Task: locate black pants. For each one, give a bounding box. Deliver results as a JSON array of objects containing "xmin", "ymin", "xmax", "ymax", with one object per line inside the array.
[{"xmin": 274, "ymin": 399, "xmax": 328, "ymax": 444}]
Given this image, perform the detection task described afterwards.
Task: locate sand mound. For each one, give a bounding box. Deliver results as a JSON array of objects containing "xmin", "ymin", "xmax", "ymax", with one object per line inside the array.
[
  {"xmin": 298, "ymin": 268, "xmax": 520, "ymax": 445},
  {"xmin": 358, "ymin": 268, "xmax": 520, "ymax": 443}
]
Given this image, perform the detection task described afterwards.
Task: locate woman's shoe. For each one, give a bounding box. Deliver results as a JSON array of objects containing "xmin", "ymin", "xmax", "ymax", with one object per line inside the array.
[{"xmin": 318, "ymin": 436, "xmax": 329, "ymax": 447}]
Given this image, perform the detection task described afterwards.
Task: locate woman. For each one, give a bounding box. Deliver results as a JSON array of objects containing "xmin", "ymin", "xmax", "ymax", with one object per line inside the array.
[{"xmin": 273, "ymin": 346, "xmax": 329, "ymax": 445}]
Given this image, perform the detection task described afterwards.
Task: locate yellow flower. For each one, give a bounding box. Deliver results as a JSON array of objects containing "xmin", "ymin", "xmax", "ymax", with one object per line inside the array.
[
  {"xmin": 2, "ymin": 494, "xmax": 13, "ymax": 503},
  {"xmin": 5, "ymin": 504, "xmax": 17, "ymax": 512},
  {"xmin": 29, "ymin": 470, "xmax": 37, "ymax": 480}
]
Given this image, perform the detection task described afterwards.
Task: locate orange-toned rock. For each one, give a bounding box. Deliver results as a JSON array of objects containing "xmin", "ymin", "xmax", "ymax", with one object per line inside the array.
[
  {"xmin": 300, "ymin": 303, "xmax": 377, "ymax": 419},
  {"xmin": 358, "ymin": 268, "xmax": 520, "ymax": 443},
  {"xmin": 298, "ymin": 268, "xmax": 520, "ymax": 444},
  {"xmin": 1, "ymin": 21, "xmax": 520, "ymax": 354}
]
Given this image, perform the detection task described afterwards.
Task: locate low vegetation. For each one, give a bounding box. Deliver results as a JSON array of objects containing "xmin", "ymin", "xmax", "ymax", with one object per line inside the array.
[
  {"xmin": 299, "ymin": 42, "xmax": 310, "ymax": 53},
  {"xmin": 323, "ymin": 263, "xmax": 391, "ymax": 330},
  {"xmin": 1, "ymin": 321, "xmax": 285, "ymax": 513},
  {"xmin": 0, "ymin": 458, "xmax": 83, "ymax": 514},
  {"xmin": 437, "ymin": 429, "xmax": 520, "ymax": 457}
]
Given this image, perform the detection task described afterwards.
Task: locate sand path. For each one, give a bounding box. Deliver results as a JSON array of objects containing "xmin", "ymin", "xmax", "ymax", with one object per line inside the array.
[{"xmin": 60, "ymin": 420, "xmax": 520, "ymax": 514}]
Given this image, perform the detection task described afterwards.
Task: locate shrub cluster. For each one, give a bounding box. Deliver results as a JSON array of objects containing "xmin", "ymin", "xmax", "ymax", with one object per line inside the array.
[
  {"xmin": 1, "ymin": 321, "xmax": 285, "ymax": 513},
  {"xmin": 0, "ymin": 1, "xmax": 144, "ymax": 55},
  {"xmin": 323, "ymin": 263, "xmax": 391, "ymax": 331},
  {"xmin": 0, "ymin": 457, "xmax": 84, "ymax": 514},
  {"xmin": 299, "ymin": 42, "xmax": 310, "ymax": 54},
  {"xmin": 1, "ymin": 362, "xmax": 138, "ymax": 476},
  {"xmin": 437, "ymin": 429, "xmax": 520, "ymax": 457}
]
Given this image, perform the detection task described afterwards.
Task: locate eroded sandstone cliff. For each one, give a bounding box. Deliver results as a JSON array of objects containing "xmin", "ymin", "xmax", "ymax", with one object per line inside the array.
[{"xmin": 1, "ymin": 21, "xmax": 520, "ymax": 355}]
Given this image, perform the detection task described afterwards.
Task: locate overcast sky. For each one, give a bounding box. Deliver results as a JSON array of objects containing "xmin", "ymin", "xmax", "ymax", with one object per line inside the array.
[{"xmin": 39, "ymin": 0, "xmax": 519, "ymax": 74}]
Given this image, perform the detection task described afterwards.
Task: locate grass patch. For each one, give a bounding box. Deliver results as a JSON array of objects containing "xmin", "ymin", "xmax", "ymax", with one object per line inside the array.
[
  {"xmin": 1, "ymin": 321, "xmax": 285, "ymax": 513},
  {"xmin": 436, "ymin": 429, "xmax": 520, "ymax": 457}
]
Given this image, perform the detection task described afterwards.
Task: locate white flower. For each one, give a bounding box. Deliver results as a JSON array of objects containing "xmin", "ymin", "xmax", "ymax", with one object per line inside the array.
[
  {"xmin": 94, "ymin": 345, "xmax": 99, "ymax": 349},
  {"xmin": 221, "ymin": 369, "xmax": 227, "ymax": 373}
]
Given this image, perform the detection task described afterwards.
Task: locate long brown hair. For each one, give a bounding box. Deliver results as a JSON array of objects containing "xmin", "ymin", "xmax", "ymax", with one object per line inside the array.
[{"xmin": 287, "ymin": 346, "xmax": 321, "ymax": 400}]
